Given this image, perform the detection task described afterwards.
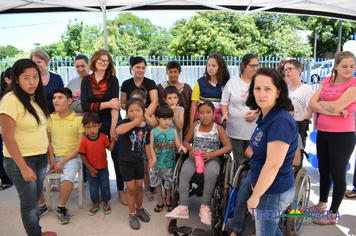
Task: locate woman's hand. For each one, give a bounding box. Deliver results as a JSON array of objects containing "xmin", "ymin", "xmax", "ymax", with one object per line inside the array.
[
  {"xmin": 244, "ymin": 110, "xmax": 259, "ymax": 122},
  {"xmin": 108, "ymin": 98, "xmax": 121, "ymax": 110},
  {"xmin": 189, "ymin": 148, "xmax": 197, "ymax": 159},
  {"xmin": 247, "ymin": 194, "xmax": 260, "ymax": 216},
  {"xmin": 201, "ymin": 151, "xmax": 214, "ymax": 161},
  {"xmin": 338, "ymin": 109, "xmax": 349, "ymax": 118},
  {"xmin": 20, "ymin": 166, "xmax": 37, "ymax": 181},
  {"xmin": 221, "ymin": 113, "xmax": 229, "ymax": 123},
  {"xmin": 110, "ymin": 128, "xmax": 118, "ymax": 142}
]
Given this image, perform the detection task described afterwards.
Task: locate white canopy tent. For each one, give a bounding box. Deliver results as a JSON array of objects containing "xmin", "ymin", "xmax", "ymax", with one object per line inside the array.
[{"xmin": 1, "ymin": 0, "xmax": 355, "ymax": 50}]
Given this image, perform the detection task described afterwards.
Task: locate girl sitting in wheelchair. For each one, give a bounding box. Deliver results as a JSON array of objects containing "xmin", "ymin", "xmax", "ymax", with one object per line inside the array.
[{"xmin": 165, "ymin": 101, "xmax": 231, "ymax": 225}]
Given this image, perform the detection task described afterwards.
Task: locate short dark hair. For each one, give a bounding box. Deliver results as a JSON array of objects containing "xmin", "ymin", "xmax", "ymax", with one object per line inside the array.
[
  {"xmin": 163, "ymin": 86, "xmax": 179, "ymax": 99},
  {"xmin": 246, "ymin": 68, "xmax": 292, "ymax": 111},
  {"xmin": 53, "ymin": 87, "xmax": 73, "ymax": 100},
  {"xmin": 155, "ymin": 105, "xmax": 173, "ymax": 119},
  {"xmin": 82, "ymin": 112, "xmax": 101, "ymax": 126},
  {"xmin": 75, "ymin": 55, "xmax": 89, "ymax": 64},
  {"xmin": 285, "ymin": 59, "xmax": 302, "ymax": 69},
  {"xmin": 129, "ymin": 56, "xmax": 147, "ymax": 75},
  {"xmin": 130, "ymin": 86, "xmax": 147, "ymax": 100},
  {"xmin": 166, "ymin": 61, "xmax": 181, "ymax": 73},
  {"xmin": 126, "ymin": 97, "xmax": 145, "ymax": 115},
  {"xmin": 198, "ymin": 101, "xmax": 214, "ymax": 111}
]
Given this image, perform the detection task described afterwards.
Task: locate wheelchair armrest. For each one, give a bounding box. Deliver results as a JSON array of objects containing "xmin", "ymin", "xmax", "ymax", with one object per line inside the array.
[{"xmin": 238, "ymin": 157, "xmax": 250, "ymax": 165}]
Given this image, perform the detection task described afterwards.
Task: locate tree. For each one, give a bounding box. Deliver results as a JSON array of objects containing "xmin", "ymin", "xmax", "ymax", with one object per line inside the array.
[
  {"xmin": 169, "ymin": 11, "xmax": 263, "ymax": 58},
  {"xmin": 0, "ymin": 45, "xmax": 22, "ymax": 59},
  {"xmin": 37, "ymin": 42, "xmax": 66, "ymax": 59},
  {"xmin": 148, "ymin": 29, "xmax": 172, "ymax": 57},
  {"xmin": 108, "ymin": 12, "xmax": 157, "ymax": 49},
  {"xmin": 302, "ymin": 16, "xmax": 356, "ymax": 57}
]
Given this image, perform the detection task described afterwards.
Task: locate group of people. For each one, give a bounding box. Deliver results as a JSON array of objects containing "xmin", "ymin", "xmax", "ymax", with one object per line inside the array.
[{"xmin": 0, "ymin": 48, "xmax": 355, "ymax": 236}]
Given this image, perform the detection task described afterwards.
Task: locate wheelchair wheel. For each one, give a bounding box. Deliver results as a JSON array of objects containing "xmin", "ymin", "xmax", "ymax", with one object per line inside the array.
[
  {"xmin": 211, "ymin": 186, "xmax": 223, "ymax": 236},
  {"xmin": 286, "ymin": 168, "xmax": 311, "ymax": 236},
  {"xmin": 172, "ymin": 156, "xmax": 184, "ymax": 208},
  {"xmin": 222, "ymin": 155, "xmax": 231, "ymax": 215}
]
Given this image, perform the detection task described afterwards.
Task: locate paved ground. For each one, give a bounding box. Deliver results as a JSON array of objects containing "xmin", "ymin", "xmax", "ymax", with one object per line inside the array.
[{"xmin": 1, "ymin": 138, "xmax": 356, "ymax": 236}]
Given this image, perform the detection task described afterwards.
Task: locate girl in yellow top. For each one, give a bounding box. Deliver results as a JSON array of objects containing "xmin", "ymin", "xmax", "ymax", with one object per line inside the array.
[{"xmin": 0, "ymin": 59, "xmax": 56, "ymax": 236}]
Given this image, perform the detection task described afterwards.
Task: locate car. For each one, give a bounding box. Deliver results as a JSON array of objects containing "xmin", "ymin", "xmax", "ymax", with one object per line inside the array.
[{"xmin": 301, "ymin": 59, "xmax": 334, "ymax": 84}]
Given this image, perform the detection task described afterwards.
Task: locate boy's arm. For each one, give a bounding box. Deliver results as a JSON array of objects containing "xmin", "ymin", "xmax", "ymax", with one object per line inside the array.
[
  {"xmin": 174, "ymin": 129, "xmax": 187, "ymax": 154},
  {"xmin": 174, "ymin": 106, "xmax": 184, "ymax": 131},
  {"xmin": 47, "ymin": 129, "xmax": 56, "ymax": 172},
  {"xmin": 55, "ymin": 132, "xmax": 85, "ymax": 173},
  {"xmin": 79, "ymin": 154, "xmax": 98, "ymax": 178},
  {"xmin": 107, "ymin": 139, "xmax": 116, "ymax": 152},
  {"xmin": 147, "ymin": 132, "xmax": 156, "ymax": 169}
]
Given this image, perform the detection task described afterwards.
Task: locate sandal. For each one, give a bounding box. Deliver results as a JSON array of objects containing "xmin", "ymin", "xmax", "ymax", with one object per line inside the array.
[
  {"xmin": 88, "ymin": 207, "xmax": 100, "ymax": 216},
  {"xmin": 309, "ymin": 204, "xmax": 327, "ymax": 212},
  {"xmin": 313, "ymin": 218, "xmax": 338, "ymax": 225},
  {"xmin": 103, "ymin": 204, "xmax": 111, "ymax": 215},
  {"xmin": 145, "ymin": 191, "xmax": 154, "ymax": 202},
  {"xmin": 154, "ymin": 204, "xmax": 164, "ymax": 213},
  {"xmin": 166, "ymin": 204, "xmax": 172, "ymax": 212},
  {"xmin": 345, "ymin": 188, "xmax": 356, "ymax": 198}
]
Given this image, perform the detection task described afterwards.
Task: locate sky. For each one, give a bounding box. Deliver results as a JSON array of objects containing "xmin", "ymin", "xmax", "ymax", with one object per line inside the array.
[{"xmin": 0, "ymin": 10, "xmax": 196, "ymax": 52}]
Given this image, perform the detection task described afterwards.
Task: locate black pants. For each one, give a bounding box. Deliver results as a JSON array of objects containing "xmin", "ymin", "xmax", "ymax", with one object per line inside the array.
[
  {"xmin": 0, "ymin": 135, "xmax": 12, "ymax": 185},
  {"xmin": 316, "ymin": 130, "xmax": 355, "ymax": 212}
]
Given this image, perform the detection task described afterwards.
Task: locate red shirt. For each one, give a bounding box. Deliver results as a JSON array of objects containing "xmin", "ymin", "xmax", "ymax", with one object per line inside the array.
[{"xmin": 78, "ymin": 133, "xmax": 111, "ymax": 169}]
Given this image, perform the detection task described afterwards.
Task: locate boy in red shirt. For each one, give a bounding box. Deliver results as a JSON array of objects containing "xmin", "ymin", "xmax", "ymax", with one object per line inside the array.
[{"xmin": 79, "ymin": 112, "xmax": 116, "ymax": 216}]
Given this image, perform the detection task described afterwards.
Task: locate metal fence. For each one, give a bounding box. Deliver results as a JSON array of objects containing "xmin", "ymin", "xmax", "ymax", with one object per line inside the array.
[{"xmin": 0, "ymin": 56, "xmax": 333, "ymax": 90}]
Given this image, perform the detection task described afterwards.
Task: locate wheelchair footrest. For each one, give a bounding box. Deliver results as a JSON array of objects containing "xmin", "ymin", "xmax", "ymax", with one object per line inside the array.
[
  {"xmin": 192, "ymin": 228, "xmax": 210, "ymax": 235},
  {"xmin": 172, "ymin": 226, "xmax": 193, "ymax": 235}
]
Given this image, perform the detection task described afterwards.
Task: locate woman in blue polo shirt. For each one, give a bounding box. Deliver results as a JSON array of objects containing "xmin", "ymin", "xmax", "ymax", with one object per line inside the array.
[{"xmin": 245, "ymin": 68, "xmax": 298, "ymax": 236}]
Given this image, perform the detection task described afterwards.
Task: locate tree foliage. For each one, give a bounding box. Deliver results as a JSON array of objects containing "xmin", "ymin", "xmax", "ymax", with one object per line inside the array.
[
  {"xmin": 302, "ymin": 16, "xmax": 356, "ymax": 57},
  {"xmin": 0, "ymin": 45, "xmax": 23, "ymax": 59}
]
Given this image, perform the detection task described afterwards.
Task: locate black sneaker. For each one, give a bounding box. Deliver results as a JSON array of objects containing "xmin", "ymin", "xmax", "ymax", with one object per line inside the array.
[
  {"xmin": 39, "ymin": 204, "xmax": 48, "ymax": 217},
  {"xmin": 56, "ymin": 206, "xmax": 70, "ymax": 224},
  {"xmin": 136, "ymin": 207, "xmax": 150, "ymax": 222},
  {"xmin": 129, "ymin": 213, "xmax": 140, "ymax": 230}
]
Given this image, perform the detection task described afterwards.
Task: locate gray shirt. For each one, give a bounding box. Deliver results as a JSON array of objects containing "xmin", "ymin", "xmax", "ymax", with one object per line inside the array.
[{"xmin": 67, "ymin": 76, "xmax": 83, "ymax": 113}]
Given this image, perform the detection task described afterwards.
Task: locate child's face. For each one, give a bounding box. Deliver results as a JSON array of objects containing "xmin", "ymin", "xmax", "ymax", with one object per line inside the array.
[
  {"xmin": 127, "ymin": 103, "xmax": 144, "ymax": 121},
  {"xmin": 131, "ymin": 94, "xmax": 146, "ymax": 104},
  {"xmin": 198, "ymin": 104, "xmax": 215, "ymax": 126},
  {"xmin": 84, "ymin": 122, "xmax": 101, "ymax": 139},
  {"xmin": 207, "ymin": 58, "xmax": 219, "ymax": 78},
  {"xmin": 157, "ymin": 117, "xmax": 172, "ymax": 129},
  {"xmin": 17, "ymin": 67, "xmax": 39, "ymax": 96},
  {"xmin": 167, "ymin": 68, "xmax": 180, "ymax": 83},
  {"xmin": 284, "ymin": 62, "xmax": 301, "ymax": 82},
  {"xmin": 53, "ymin": 93, "xmax": 72, "ymax": 113},
  {"xmin": 164, "ymin": 93, "xmax": 179, "ymax": 107}
]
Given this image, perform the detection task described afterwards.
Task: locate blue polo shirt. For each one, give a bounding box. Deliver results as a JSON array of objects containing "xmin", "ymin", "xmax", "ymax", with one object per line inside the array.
[{"xmin": 250, "ymin": 106, "xmax": 298, "ymax": 194}]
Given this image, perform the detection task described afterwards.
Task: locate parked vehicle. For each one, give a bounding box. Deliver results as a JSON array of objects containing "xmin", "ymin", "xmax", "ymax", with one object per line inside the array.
[{"xmin": 302, "ymin": 59, "xmax": 334, "ymax": 84}]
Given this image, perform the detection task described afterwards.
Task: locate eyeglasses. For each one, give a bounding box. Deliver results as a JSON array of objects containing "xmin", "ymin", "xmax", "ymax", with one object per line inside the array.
[
  {"xmin": 282, "ymin": 67, "xmax": 299, "ymax": 74},
  {"xmin": 97, "ymin": 59, "xmax": 110, "ymax": 65},
  {"xmin": 247, "ymin": 64, "xmax": 260, "ymax": 69}
]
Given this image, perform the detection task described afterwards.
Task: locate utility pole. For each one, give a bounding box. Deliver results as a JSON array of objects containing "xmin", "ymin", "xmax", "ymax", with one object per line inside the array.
[
  {"xmin": 314, "ymin": 30, "xmax": 317, "ymax": 58},
  {"xmin": 337, "ymin": 20, "xmax": 342, "ymax": 52}
]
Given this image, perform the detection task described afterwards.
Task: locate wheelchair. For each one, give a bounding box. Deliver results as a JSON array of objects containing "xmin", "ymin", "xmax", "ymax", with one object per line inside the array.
[
  {"xmin": 222, "ymin": 119, "xmax": 312, "ymax": 236},
  {"xmin": 167, "ymin": 122, "xmax": 234, "ymax": 236}
]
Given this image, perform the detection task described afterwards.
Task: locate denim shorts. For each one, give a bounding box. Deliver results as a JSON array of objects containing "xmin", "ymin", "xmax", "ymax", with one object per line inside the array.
[{"xmin": 46, "ymin": 156, "xmax": 82, "ymax": 183}]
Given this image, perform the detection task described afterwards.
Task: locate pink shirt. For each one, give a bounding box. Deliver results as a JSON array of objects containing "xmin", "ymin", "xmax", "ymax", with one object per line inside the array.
[{"xmin": 316, "ymin": 76, "xmax": 356, "ymax": 132}]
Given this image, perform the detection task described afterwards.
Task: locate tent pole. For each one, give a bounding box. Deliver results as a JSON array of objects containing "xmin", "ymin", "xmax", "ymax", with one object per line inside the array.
[
  {"xmin": 102, "ymin": 0, "xmax": 108, "ymax": 50},
  {"xmin": 337, "ymin": 20, "xmax": 342, "ymax": 52}
]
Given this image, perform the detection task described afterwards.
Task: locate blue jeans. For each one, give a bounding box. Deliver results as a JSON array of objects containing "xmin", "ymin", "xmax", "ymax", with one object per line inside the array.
[
  {"xmin": 100, "ymin": 116, "xmax": 124, "ymax": 191},
  {"xmin": 4, "ymin": 154, "xmax": 48, "ymax": 236},
  {"xmin": 254, "ymin": 186, "xmax": 295, "ymax": 236},
  {"xmin": 87, "ymin": 167, "xmax": 111, "ymax": 203},
  {"xmin": 232, "ymin": 171, "xmax": 253, "ymax": 234}
]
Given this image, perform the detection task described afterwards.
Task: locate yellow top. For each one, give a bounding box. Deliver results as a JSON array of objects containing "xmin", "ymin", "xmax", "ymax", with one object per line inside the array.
[
  {"xmin": 0, "ymin": 92, "xmax": 48, "ymax": 157},
  {"xmin": 191, "ymin": 81, "xmax": 201, "ymax": 101},
  {"xmin": 48, "ymin": 111, "xmax": 86, "ymax": 157}
]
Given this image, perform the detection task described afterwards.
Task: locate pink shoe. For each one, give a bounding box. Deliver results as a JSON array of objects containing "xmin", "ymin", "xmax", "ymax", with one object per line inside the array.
[
  {"xmin": 42, "ymin": 231, "xmax": 57, "ymax": 236},
  {"xmin": 199, "ymin": 206, "xmax": 212, "ymax": 225},
  {"xmin": 165, "ymin": 205, "xmax": 189, "ymax": 220}
]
